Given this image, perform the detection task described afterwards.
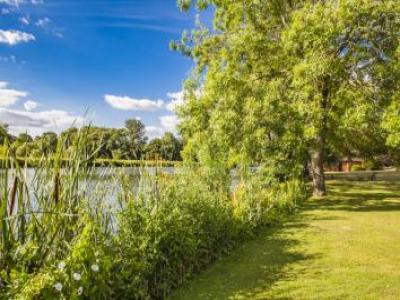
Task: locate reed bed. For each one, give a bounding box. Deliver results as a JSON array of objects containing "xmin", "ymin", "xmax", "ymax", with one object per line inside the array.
[{"xmin": 0, "ymin": 132, "xmax": 306, "ymax": 299}]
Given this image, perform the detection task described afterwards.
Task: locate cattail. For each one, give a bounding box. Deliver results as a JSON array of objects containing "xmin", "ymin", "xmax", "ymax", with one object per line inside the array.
[
  {"xmin": 53, "ymin": 172, "xmax": 60, "ymax": 204},
  {"xmin": 8, "ymin": 176, "xmax": 18, "ymax": 216}
]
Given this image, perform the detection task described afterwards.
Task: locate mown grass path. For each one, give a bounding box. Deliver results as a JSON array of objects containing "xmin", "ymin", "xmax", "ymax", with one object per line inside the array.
[{"xmin": 170, "ymin": 181, "xmax": 400, "ymax": 300}]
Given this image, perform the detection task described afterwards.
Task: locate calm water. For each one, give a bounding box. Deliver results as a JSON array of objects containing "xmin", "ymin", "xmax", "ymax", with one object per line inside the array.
[
  {"xmin": 1, "ymin": 166, "xmax": 243, "ymax": 211},
  {"xmin": 0, "ymin": 167, "xmax": 175, "ymax": 212}
]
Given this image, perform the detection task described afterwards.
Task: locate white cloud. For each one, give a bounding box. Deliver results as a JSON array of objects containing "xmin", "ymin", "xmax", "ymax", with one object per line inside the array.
[
  {"xmin": 145, "ymin": 115, "xmax": 180, "ymax": 139},
  {"xmin": 24, "ymin": 100, "xmax": 38, "ymax": 111},
  {"xmin": 0, "ymin": 108, "xmax": 85, "ymax": 136},
  {"xmin": 166, "ymin": 90, "xmax": 202, "ymax": 112},
  {"xmin": 0, "ymin": 81, "xmax": 28, "ymax": 107},
  {"xmin": 0, "ymin": 0, "xmax": 42, "ymax": 6},
  {"xmin": 33, "ymin": 17, "xmax": 63, "ymax": 38},
  {"xmin": 145, "ymin": 126, "xmax": 165, "ymax": 139},
  {"xmin": 35, "ymin": 17, "xmax": 50, "ymax": 28},
  {"xmin": 0, "ymin": 55, "xmax": 16, "ymax": 63},
  {"xmin": 0, "ymin": 81, "xmax": 85, "ymax": 136},
  {"xmin": 104, "ymin": 94, "xmax": 164, "ymax": 111},
  {"xmin": 160, "ymin": 115, "xmax": 179, "ymax": 134},
  {"xmin": 0, "ymin": 0, "xmax": 23, "ymax": 5},
  {"xmin": 19, "ymin": 16, "xmax": 30, "ymax": 25},
  {"xmin": 0, "ymin": 30, "xmax": 35, "ymax": 45},
  {"xmin": 166, "ymin": 91, "xmax": 185, "ymax": 112},
  {"xmin": 104, "ymin": 90, "xmax": 183, "ymax": 138}
]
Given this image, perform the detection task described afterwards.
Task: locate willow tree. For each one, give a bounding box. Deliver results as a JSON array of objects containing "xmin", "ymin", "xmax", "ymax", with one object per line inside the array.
[
  {"xmin": 174, "ymin": 0, "xmax": 400, "ymax": 196},
  {"xmin": 383, "ymin": 101, "xmax": 400, "ymax": 166}
]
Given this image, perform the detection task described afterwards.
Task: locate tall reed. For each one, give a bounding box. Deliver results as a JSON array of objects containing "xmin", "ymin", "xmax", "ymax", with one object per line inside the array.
[
  {"xmin": 0, "ymin": 130, "xmax": 306, "ymax": 299},
  {"xmin": 0, "ymin": 130, "xmax": 114, "ymax": 296}
]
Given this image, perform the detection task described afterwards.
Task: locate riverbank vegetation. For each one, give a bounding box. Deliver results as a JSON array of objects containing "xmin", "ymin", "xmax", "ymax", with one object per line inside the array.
[
  {"xmin": 170, "ymin": 180, "xmax": 400, "ymax": 300},
  {"xmin": 0, "ymin": 133, "xmax": 306, "ymax": 299}
]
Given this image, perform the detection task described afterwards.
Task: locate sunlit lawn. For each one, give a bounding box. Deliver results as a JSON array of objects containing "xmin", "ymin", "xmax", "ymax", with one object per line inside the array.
[{"xmin": 170, "ymin": 181, "xmax": 400, "ymax": 300}]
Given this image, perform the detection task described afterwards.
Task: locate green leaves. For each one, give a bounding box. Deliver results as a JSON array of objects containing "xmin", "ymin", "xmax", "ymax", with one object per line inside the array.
[
  {"xmin": 383, "ymin": 101, "xmax": 400, "ymax": 148},
  {"xmin": 0, "ymin": 133, "xmax": 306, "ymax": 299},
  {"xmin": 174, "ymin": 0, "xmax": 400, "ymax": 179},
  {"xmin": 177, "ymin": 0, "xmax": 209, "ymax": 12}
]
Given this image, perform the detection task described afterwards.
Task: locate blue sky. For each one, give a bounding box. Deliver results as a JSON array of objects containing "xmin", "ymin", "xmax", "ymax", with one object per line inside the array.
[{"xmin": 0, "ymin": 0, "xmax": 202, "ymax": 138}]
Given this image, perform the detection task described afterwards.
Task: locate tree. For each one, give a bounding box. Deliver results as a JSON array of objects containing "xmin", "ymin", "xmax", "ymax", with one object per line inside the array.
[
  {"xmin": 124, "ymin": 119, "xmax": 148, "ymax": 159},
  {"xmin": 145, "ymin": 138, "xmax": 163, "ymax": 160},
  {"xmin": 34, "ymin": 132, "xmax": 58, "ymax": 156},
  {"xmin": 61, "ymin": 127, "xmax": 78, "ymax": 149},
  {"xmin": 0, "ymin": 124, "xmax": 8, "ymax": 144},
  {"xmin": 15, "ymin": 143, "xmax": 34, "ymax": 158},
  {"xmin": 106, "ymin": 129, "xmax": 130, "ymax": 159},
  {"xmin": 145, "ymin": 133, "xmax": 183, "ymax": 161},
  {"xmin": 11, "ymin": 133, "xmax": 33, "ymax": 155},
  {"xmin": 383, "ymin": 102, "xmax": 400, "ymax": 148},
  {"xmin": 383, "ymin": 102, "xmax": 400, "ymax": 167},
  {"xmin": 57, "ymin": 122, "xmax": 148, "ymax": 160},
  {"xmin": 15, "ymin": 133, "xmax": 33, "ymax": 144},
  {"xmin": 174, "ymin": 0, "xmax": 400, "ymax": 196},
  {"xmin": 161, "ymin": 132, "xmax": 182, "ymax": 161}
]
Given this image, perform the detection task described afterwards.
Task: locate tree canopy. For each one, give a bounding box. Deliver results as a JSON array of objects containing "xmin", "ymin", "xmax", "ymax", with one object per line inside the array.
[{"xmin": 174, "ymin": 0, "xmax": 400, "ymax": 196}]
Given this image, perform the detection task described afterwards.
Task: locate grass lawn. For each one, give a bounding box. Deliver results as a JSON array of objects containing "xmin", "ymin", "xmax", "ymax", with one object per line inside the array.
[{"xmin": 169, "ymin": 181, "xmax": 400, "ymax": 300}]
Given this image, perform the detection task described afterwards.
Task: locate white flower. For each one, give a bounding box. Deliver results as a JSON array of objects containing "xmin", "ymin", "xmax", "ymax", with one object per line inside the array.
[
  {"xmin": 54, "ymin": 282, "xmax": 63, "ymax": 292},
  {"xmin": 91, "ymin": 264, "xmax": 99, "ymax": 272},
  {"xmin": 73, "ymin": 272, "xmax": 81, "ymax": 281},
  {"xmin": 58, "ymin": 261, "xmax": 66, "ymax": 270},
  {"xmin": 77, "ymin": 286, "xmax": 83, "ymax": 296}
]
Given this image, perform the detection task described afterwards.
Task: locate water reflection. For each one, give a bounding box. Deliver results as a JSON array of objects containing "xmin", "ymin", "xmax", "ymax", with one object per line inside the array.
[{"xmin": 1, "ymin": 167, "xmax": 176, "ymax": 207}]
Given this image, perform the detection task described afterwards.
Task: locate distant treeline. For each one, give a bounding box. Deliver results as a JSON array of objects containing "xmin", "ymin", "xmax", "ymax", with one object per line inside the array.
[
  {"xmin": 0, "ymin": 157, "xmax": 180, "ymax": 168},
  {"xmin": 0, "ymin": 119, "xmax": 183, "ymax": 162}
]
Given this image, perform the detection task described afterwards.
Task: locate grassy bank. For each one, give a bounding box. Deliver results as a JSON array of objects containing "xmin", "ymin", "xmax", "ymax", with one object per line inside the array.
[
  {"xmin": 170, "ymin": 181, "xmax": 400, "ymax": 300},
  {"xmin": 325, "ymin": 170, "xmax": 400, "ymax": 181}
]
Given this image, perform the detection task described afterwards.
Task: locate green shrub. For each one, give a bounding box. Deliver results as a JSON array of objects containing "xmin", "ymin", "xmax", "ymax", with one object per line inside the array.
[
  {"xmin": 111, "ymin": 149, "xmax": 123, "ymax": 160},
  {"xmin": 351, "ymin": 165, "xmax": 366, "ymax": 171},
  {"xmin": 0, "ymin": 135, "xmax": 306, "ymax": 299},
  {"xmin": 110, "ymin": 169, "xmax": 306, "ymax": 299},
  {"xmin": 363, "ymin": 159, "xmax": 383, "ymax": 171}
]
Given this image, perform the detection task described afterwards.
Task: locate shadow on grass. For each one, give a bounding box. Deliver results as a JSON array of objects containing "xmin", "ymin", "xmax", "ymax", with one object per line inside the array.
[
  {"xmin": 171, "ymin": 214, "xmax": 319, "ymax": 300},
  {"xmin": 171, "ymin": 181, "xmax": 400, "ymax": 300},
  {"xmin": 307, "ymin": 181, "xmax": 400, "ymax": 212}
]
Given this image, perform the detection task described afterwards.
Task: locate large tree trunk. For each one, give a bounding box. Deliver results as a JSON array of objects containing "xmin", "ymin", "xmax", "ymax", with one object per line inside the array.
[
  {"xmin": 311, "ymin": 75, "xmax": 330, "ymax": 197},
  {"xmin": 311, "ymin": 135, "xmax": 326, "ymax": 197}
]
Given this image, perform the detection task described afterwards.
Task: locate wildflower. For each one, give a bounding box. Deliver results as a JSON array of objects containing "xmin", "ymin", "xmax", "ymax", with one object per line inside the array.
[
  {"xmin": 54, "ymin": 282, "xmax": 63, "ymax": 292},
  {"xmin": 73, "ymin": 272, "xmax": 81, "ymax": 281},
  {"xmin": 58, "ymin": 261, "xmax": 66, "ymax": 271},
  {"xmin": 91, "ymin": 264, "xmax": 99, "ymax": 272},
  {"xmin": 77, "ymin": 287, "xmax": 83, "ymax": 296}
]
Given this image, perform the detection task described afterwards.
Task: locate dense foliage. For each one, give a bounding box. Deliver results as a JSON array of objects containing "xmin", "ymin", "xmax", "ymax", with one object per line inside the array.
[
  {"xmin": 0, "ymin": 119, "xmax": 183, "ymax": 162},
  {"xmin": 0, "ymin": 134, "xmax": 306, "ymax": 299},
  {"xmin": 173, "ymin": 0, "xmax": 400, "ymax": 196},
  {"xmin": 2, "ymin": 1, "xmax": 398, "ymax": 299}
]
